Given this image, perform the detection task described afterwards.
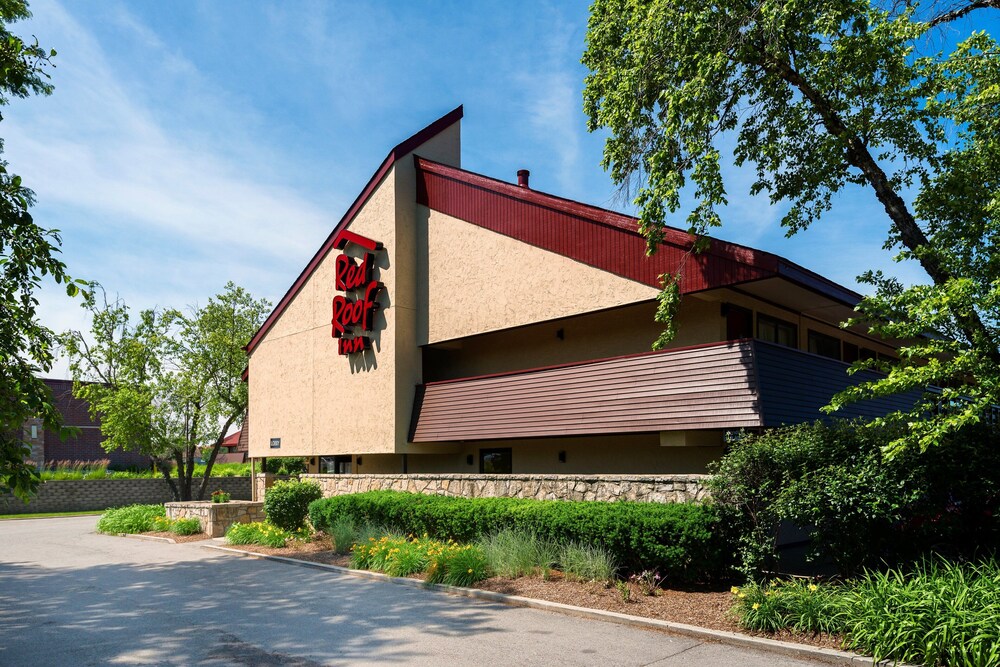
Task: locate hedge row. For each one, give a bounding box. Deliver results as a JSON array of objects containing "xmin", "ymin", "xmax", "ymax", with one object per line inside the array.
[{"xmin": 308, "ymin": 491, "xmax": 733, "ymax": 583}]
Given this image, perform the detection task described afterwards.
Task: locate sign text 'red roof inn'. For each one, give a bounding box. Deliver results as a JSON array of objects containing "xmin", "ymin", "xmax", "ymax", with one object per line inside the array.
[{"xmin": 331, "ymin": 232, "xmax": 383, "ymax": 356}]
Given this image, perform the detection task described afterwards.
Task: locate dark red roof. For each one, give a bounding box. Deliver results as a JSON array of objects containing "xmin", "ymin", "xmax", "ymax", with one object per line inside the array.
[
  {"xmin": 247, "ymin": 107, "xmax": 861, "ymax": 356},
  {"xmin": 245, "ymin": 105, "xmax": 464, "ymax": 354},
  {"xmin": 414, "ymin": 157, "xmax": 861, "ymax": 305}
]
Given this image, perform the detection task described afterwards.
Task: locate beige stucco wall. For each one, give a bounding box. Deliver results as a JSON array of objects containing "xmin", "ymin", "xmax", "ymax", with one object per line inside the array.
[
  {"xmin": 420, "ymin": 207, "xmax": 660, "ymax": 345},
  {"xmin": 359, "ymin": 434, "xmax": 722, "ymax": 475},
  {"xmin": 422, "ymin": 295, "xmax": 723, "ymax": 381},
  {"xmin": 248, "ymin": 122, "xmax": 462, "ymax": 459}
]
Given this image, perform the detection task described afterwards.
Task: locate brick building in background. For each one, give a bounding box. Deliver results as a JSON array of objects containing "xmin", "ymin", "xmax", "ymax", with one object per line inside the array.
[{"xmin": 23, "ymin": 379, "xmax": 149, "ymax": 469}]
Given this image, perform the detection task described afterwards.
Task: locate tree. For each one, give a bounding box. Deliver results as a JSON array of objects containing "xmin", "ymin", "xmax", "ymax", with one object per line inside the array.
[
  {"xmin": 0, "ymin": 0, "xmax": 86, "ymax": 501},
  {"xmin": 582, "ymin": 0, "xmax": 1000, "ymax": 452},
  {"xmin": 60, "ymin": 283, "xmax": 271, "ymax": 500}
]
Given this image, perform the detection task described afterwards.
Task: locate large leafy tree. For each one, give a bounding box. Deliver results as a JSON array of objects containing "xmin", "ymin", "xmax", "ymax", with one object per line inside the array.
[
  {"xmin": 0, "ymin": 0, "xmax": 85, "ymax": 501},
  {"xmin": 60, "ymin": 283, "xmax": 271, "ymax": 500},
  {"xmin": 582, "ymin": 0, "xmax": 1000, "ymax": 452}
]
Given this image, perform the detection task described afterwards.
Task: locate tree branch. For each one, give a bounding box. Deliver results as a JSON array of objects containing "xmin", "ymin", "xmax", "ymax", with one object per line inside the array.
[
  {"xmin": 928, "ymin": 0, "xmax": 1000, "ymax": 27},
  {"xmin": 754, "ymin": 51, "xmax": 1000, "ymax": 363}
]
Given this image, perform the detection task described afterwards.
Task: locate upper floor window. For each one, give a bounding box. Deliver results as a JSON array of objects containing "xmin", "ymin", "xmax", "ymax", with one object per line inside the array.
[
  {"xmin": 757, "ymin": 314, "xmax": 797, "ymax": 349},
  {"xmin": 724, "ymin": 304, "xmax": 753, "ymax": 340},
  {"xmin": 808, "ymin": 330, "xmax": 841, "ymax": 360},
  {"xmin": 843, "ymin": 343, "xmax": 877, "ymax": 363}
]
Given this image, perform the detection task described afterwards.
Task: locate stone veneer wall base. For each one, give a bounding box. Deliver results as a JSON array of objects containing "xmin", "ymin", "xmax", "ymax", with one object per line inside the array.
[
  {"xmin": 166, "ymin": 500, "xmax": 265, "ymax": 538},
  {"xmin": 289, "ymin": 473, "xmax": 710, "ymax": 504}
]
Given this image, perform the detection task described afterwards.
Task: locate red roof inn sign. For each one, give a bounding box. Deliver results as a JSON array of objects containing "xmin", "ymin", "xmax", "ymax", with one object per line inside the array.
[{"xmin": 331, "ymin": 231, "xmax": 384, "ymax": 356}]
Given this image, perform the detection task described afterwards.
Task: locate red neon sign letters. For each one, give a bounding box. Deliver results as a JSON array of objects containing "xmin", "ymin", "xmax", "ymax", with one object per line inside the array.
[{"xmin": 331, "ymin": 232, "xmax": 383, "ymax": 356}]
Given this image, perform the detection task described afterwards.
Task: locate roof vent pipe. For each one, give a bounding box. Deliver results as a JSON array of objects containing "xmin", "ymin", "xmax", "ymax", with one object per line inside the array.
[{"xmin": 517, "ymin": 169, "xmax": 530, "ymax": 188}]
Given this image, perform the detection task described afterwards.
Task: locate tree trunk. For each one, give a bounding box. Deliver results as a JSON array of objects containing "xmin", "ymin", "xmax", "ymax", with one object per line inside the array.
[
  {"xmin": 173, "ymin": 449, "xmax": 191, "ymax": 501},
  {"xmin": 197, "ymin": 412, "xmax": 240, "ymax": 500},
  {"xmin": 157, "ymin": 457, "xmax": 179, "ymax": 501}
]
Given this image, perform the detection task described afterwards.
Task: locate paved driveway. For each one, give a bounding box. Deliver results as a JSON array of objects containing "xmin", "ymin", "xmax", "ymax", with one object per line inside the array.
[{"xmin": 0, "ymin": 516, "xmax": 825, "ymax": 666}]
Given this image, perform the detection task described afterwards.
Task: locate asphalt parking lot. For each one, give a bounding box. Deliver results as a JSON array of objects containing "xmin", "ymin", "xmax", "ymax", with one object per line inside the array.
[{"xmin": 0, "ymin": 516, "xmax": 829, "ymax": 666}]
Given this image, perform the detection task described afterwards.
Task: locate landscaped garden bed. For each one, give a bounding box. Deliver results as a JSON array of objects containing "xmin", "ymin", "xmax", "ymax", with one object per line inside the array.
[
  {"xmin": 222, "ymin": 527, "xmax": 843, "ymax": 651},
  {"xmin": 96, "ymin": 472, "xmax": 1000, "ymax": 666}
]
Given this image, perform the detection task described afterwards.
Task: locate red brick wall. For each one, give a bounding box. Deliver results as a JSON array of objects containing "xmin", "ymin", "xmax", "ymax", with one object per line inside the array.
[{"xmin": 42, "ymin": 379, "xmax": 150, "ymax": 469}]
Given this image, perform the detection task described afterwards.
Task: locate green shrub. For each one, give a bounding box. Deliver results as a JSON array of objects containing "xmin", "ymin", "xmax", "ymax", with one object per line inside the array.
[
  {"xmin": 309, "ymin": 491, "xmax": 731, "ymax": 583},
  {"xmin": 170, "ymin": 517, "xmax": 202, "ymax": 535},
  {"xmin": 97, "ymin": 504, "xmax": 166, "ymax": 534},
  {"xmin": 264, "ymin": 480, "xmax": 322, "ymax": 531},
  {"xmin": 265, "ymin": 457, "xmax": 308, "ymax": 475},
  {"xmin": 709, "ymin": 420, "xmax": 1000, "ymax": 578},
  {"xmin": 225, "ymin": 521, "xmax": 305, "ymax": 548}
]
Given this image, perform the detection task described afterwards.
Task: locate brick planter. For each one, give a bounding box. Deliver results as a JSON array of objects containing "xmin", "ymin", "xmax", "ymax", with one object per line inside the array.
[{"xmin": 165, "ymin": 500, "xmax": 265, "ymax": 538}]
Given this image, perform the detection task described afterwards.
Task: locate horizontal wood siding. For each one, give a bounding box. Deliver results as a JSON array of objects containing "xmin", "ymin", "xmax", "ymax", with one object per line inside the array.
[
  {"xmin": 754, "ymin": 340, "xmax": 921, "ymax": 426},
  {"xmin": 410, "ymin": 342, "xmax": 762, "ymax": 442},
  {"xmin": 416, "ymin": 161, "xmax": 776, "ymax": 294}
]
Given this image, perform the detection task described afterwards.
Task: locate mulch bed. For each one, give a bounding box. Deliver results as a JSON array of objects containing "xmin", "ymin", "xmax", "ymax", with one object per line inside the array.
[
  {"xmin": 215, "ymin": 535, "xmax": 845, "ymax": 651},
  {"xmin": 142, "ymin": 531, "xmax": 214, "ymax": 543}
]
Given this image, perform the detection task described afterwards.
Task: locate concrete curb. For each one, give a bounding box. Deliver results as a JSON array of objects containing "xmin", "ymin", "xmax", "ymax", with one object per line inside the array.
[
  {"xmin": 121, "ymin": 533, "xmax": 177, "ymax": 544},
  {"xmin": 202, "ymin": 543, "xmax": 891, "ymax": 666}
]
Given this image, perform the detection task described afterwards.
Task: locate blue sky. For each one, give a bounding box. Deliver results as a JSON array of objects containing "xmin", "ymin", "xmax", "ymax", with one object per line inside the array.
[{"xmin": 6, "ymin": 0, "xmax": 994, "ymax": 377}]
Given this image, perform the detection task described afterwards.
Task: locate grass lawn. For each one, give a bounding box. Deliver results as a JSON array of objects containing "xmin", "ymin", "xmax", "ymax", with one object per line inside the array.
[{"xmin": 0, "ymin": 510, "xmax": 104, "ymax": 520}]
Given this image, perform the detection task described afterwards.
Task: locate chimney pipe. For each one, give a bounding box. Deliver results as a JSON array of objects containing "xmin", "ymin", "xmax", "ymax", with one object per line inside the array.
[{"xmin": 517, "ymin": 169, "xmax": 530, "ymax": 188}]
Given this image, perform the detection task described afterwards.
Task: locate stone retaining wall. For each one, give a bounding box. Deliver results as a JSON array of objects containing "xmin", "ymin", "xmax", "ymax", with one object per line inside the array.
[
  {"xmin": 253, "ymin": 474, "xmax": 294, "ymax": 500},
  {"xmin": 297, "ymin": 473, "xmax": 710, "ymax": 503},
  {"xmin": 166, "ymin": 500, "xmax": 265, "ymax": 537},
  {"xmin": 0, "ymin": 477, "xmax": 252, "ymax": 514}
]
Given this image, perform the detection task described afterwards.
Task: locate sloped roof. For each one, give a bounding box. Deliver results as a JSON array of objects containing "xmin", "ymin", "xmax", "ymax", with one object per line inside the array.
[
  {"xmin": 245, "ymin": 105, "xmax": 464, "ymax": 354},
  {"xmin": 414, "ymin": 157, "xmax": 861, "ymax": 304},
  {"xmin": 409, "ymin": 339, "xmax": 921, "ymax": 442}
]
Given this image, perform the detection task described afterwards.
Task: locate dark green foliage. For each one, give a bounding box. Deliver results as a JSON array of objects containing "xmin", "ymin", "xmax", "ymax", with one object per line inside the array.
[
  {"xmin": 264, "ymin": 457, "xmax": 308, "ymax": 475},
  {"xmin": 0, "ymin": 0, "xmax": 83, "ymax": 502},
  {"xmin": 308, "ymin": 491, "xmax": 732, "ymax": 583},
  {"xmin": 733, "ymin": 560, "xmax": 1000, "ymax": 667},
  {"xmin": 710, "ymin": 420, "xmax": 1000, "ymax": 578},
  {"xmin": 264, "ymin": 480, "xmax": 322, "ymax": 531}
]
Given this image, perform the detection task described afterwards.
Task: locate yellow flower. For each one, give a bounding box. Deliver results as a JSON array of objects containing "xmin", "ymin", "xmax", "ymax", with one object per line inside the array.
[
  {"xmin": 730, "ymin": 586, "xmax": 740, "ymax": 595},
  {"xmin": 467, "ymin": 568, "xmax": 473, "ymax": 574},
  {"xmin": 738, "ymin": 593, "xmax": 746, "ymax": 599},
  {"xmin": 752, "ymin": 603, "xmax": 760, "ymax": 610}
]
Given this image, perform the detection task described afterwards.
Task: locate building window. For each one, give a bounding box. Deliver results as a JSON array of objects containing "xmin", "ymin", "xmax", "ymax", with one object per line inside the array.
[
  {"xmin": 319, "ymin": 455, "xmax": 352, "ymax": 474},
  {"xmin": 479, "ymin": 448, "xmax": 512, "ymax": 474},
  {"xmin": 30, "ymin": 424, "xmax": 37, "ymax": 439},
  {"xmin": 757, "ymin": 314, "xmax": 798, "ymax": 349},
  {"xmin": 724, "ymin": 304, "xmax": 753, "ymax": 340},
  {"xmin": 808, "ymin": 330, "xmax": 841, "ymax": 360},
  {"xmin": 843, "ymin": 343, "xmax": 878, "ymax": 363}
]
